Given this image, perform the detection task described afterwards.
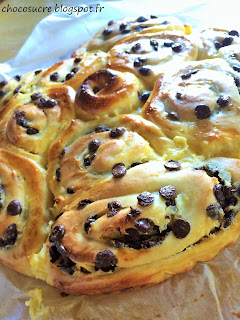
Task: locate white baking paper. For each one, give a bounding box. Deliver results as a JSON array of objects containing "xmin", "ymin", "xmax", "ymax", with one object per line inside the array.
[{"xmin": 1, "ymin": 0, "xmax": 240, "ymax": 319}]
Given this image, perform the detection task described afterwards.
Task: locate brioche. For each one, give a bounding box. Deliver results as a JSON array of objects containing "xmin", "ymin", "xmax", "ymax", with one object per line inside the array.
[{"xmin": 1, "ymin": 15, "xmax": 240, "ymax": 296}]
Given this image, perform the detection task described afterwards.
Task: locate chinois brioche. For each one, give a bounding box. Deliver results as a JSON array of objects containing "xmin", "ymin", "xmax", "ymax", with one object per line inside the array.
[{"xmin": 1, "ymin": 15, "xmax": 240, "ymax": 296}]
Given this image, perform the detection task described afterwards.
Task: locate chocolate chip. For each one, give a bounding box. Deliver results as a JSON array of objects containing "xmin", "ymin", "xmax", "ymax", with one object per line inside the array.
[
  {"xmin": 49, "ymin": 245, "xmax": 60, "ymax": 263},
  {"xmin": 176, "ymin": 92, "xmax": 182, "ymax": 99},
  {"xmin": 34, "ymin": 69, "xmax": 42, "ymax": 75},
  {"xmin": 139, "ymin": 67, "xmax": 152, "ymax": 76},
  {"xmin": 233, "ymin": 65, "xmax": 240, "ymax": 72},
  {"xmin": 71, "ymin": 67, "xmax": 79, "ymax": 74},
  {"xmin": 172, "ymin": 218, "xmax": 190, "ymax": 238},
  {"xmin": 0, "ymin": 80, "xmax": 7, "ymax": 88},
  {"xmin": 7, "ymin": 200, "xmax": 22, "ymax": 216},
  {"xmin": 107, "ymin": 201, "xmax": 121, "ymax": 217},
  {"xmin": 181, "ymin": 72, "xmax": 192, "ymax": 80},
  {"xmin": 162, "ymin": 21, "xmax": 169, "ymax": 25},
  {"xmin": 163, "ymin": 40, "xmax": 174, "ymax": 47},
  {"xmin": 13, "ymin": 85, "xmax": 21, "ymax": 94},
  {"xmin": 37, "ymin": 98, "xmax": 58, "ymax": 108},
  {"xmin": 58, "ymin": 255, "xmax": 76, "ymax": 275},
  {"xmin": 172, "ymin": 44, "xmax": 182, "ymax": 53},
  {"xmin": 80, "ymin": 267, "xmax": 91, "ymax": 274},
  {"xmin": 214, "ymin": 41, "xmax": 222, "ymax": 49},
  {"xmin": 95, "ymin": 250, "xmax": 118, "ymax": 272},
  {"xmin": 65, "ymin": 72, "xmax": 75, "ymax": 81},
  {"xmin": 0, "ymin": 89, "xmax": 6, "ymax": 97},
  {"xmin": 130, "ymin": 162, "xmax": 142, "ymax": 168},
  {"xmin": 134, "ymin": 57, "xmax": 147, "ymax": 67},
  {"xmin": 67, "ymin": 188, "xmax": 75, "ymax": 194},
  {"xmin": 138, "ymin": 90, "xmax": 151, "ymax": 102},
  {"xmin": 59, "ymin": 147, "xmax": 68, "ymax": 160},
  {"xmin": 224, "ymin": 209, "xmax": 235, "ymax": 228},
  {"xmin": 136, "ymin": 16, "xmax": 148, "ymax": 22},
  {"xmin": 74, "ymin": 57, "xmax": 82, "ymax": 63},
  {"xmin": 88, "ymin": 139, "xmax": 101, "ymax": 153},
  {"xmin": 125, "ymin": 207, "xmax": 142, "ymax": 222},
  {"xmin": 119, "ymin": 23, "xmax": 127, "ymax": 31},
  {"xmin": 55, "ymin": 212, "xmax": 64, "ymax": 221},
  {"xmin": 60, "ymin": 292, "xmax": 69, "ymax": 297},
  {"xmin": 31, "ymin": 92, "xmax": 42, "ymax": 101},
  {"xmin": 213, "ymin": 184, "xmax": 225, "ymax": 207},
  {"xmin": 159, "ymin": 185, "xmax": 177, "ymax": 206},
  {"xmin": 217, "ymin": 95, "xmax": 230, "ymax": 108},
  {"xmin": 49, "ymin": 225, "xmax": 66, "ymax": 243},
  {"xmin": 121, "ymin": 29, "xmax": 131, "ymax": 34},
  {"xmin": 84, "ymin": 214, "xmax": 97, "ymax": 233},
  {"xmin": 229, "ymin": 30, "xmax": 239, "ymax": 37},
  {"xmin": 206, "ymin": 204, "xmax": 221, "ymax": 219},
  {"xmin": 84, "ymin": 154, "xmax": 96, "ymax": 166},
  {"xmin": 77, "ymin": 199, "xmax": 92, "ymax": 209},
  {"xmin": 150, "ymin": 15, "xmax": 158, "ymax": 19},
  {"xmin": 167, "ymin": 111, "xmax": 180, "ymax": 121},
  {"xmin": 14, "ymin": 75, "xmax": 21, "ymax": 82},
  {"xmin": 150, "ymin": 39, "xmax": 159, "ymax": 50},
  {"xmin": 50, "ymin": 72, "xmax": 59, "ymax": 81},
  {"xmin": 14, "ymin": 110, "xmax": 28, "ymax": 128},
  {"xmin": 234, "ymin": 76, "xmax": 240, "ymax": 87},
  {"xmin": 102, "ymin": 28, "xmax": 112, "ymax": 36},
  {"xmin": 26, "ymin": 127, "xmax": 39, "ymax": 135},
  {"xmin": 56, "ymin": 168, "xmax": 61, "ymax": 182},
  {"xmin": 108, "ymin": 20, "xmax": 114, "ymax": 26},
  {"xmin": 92, "ymin": 87, "xmax": 100, "ymax": 94},
  {"xmin": 137, "ymin": 192, "xmax": 154, "ymax": 207},
  {"xmin": 164, "ymin": 160, "xmax": 181, "ymax": 171},
  {"xmin": 109, "ymin": 127, "xmax": 126, "ymax": 138},
  {"xmin": 222, "ymin": 36, "xmax": 234, "ymax": 47},
  {"xmin": 94, "ymin": 126, "xmax": 109, "ymax": 133},
  {"xmin": 112, "ymin": 163, "xmax": 126, "ymax": 178},
  {"xmin": 4, "ymin": 223, "xmax": 18, "ymax": 245},
  {"xmin": 194, "ymin": 105, "xmax": 211, "ymax": 119},
  {"xmin": 131, "ymin": 43, "xmax": 141, "ymax": 53},
  {"xmin": 135, "ymin": 218, "xmax": 154, "ymax": 233}
]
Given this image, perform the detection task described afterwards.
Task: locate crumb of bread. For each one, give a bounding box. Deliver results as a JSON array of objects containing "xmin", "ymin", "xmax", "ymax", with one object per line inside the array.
[{"xmin": 25, "ymin": 288, "xmax": 54, "ymax": 320}]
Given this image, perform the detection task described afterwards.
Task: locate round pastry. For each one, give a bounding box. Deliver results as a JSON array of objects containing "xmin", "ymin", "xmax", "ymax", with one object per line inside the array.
[
  {"xmin": 72, "ymin": 15, "xmax": 189, "ymax": 55},
  {"xmin": 0, "ymin": 85, "xmax": 75, "ymax": 166},
  {"xmin": 107, "ymin": 31, "xmax": 198, "ymax": 89},
  {"xmin": 142, "ymin": 58, "xmax": 240, "ymax": 158},
  {"xmin": 0, "ymin": 150, "xmax": 51, "ymax": 276},
  {"xmin": 33, "ymin": 157, "xmax": 240, "ymax": 294}
]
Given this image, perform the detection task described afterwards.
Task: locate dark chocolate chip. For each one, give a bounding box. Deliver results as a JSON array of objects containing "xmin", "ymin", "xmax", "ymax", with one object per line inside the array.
[
  {"xmin": 224, "ymin": 209, "xmax": 235, "ymax": 228},
  {"xmin": 135, "ymin": 218, "xmax": 154, "ymax": 233},
  {"xmin": 55, "ymin": 212, "xmax": 64, "ymax": 221},
  {"xmin": 150, "ymin": 15, "xmax": 158, "ymax": 19},
  {"xmin": 84, "ymin": 215, "xmax": 97, "ymax": 233},
  {"xmin": 14, "ymin": 75, "xmax": 21, "ymax": 82},
  {"xmin": 26, "ymin": 127, "xmax": 39, "ymax": 135},
  {"xmin": 217, "ymin": 95, "xmax": 230, "ymax": 108},
  {"xmin": 80, "ymin": 267, "xmax": 91, "ymax": 274},
  {"xmin": 0, "ymin": 80, "xmax": 7, "ymax": 88},
  {"xmin": 83, "ymin": 154, "xmax": 96, "ymax": 167},
  {"xmin": 102, "ymin": 28, "xmax": 112, "ymax": 36},
  {"xmin": 139, "ymin": 67, "xmax": 152, "ymax": 76},
  {"xmin": 134, "ymin": 58, "xmax": 144, "ymax": 67},
  {"xmin": 131, "ymin": 43, "xmax": 141, "ymax": 53},
  {"xmin": 4, "ymin": 223, "xmax": 18, "ymax": 245},
  {"xmin": 59, "ymin": 147, "xmax": 68, "ymax": 160},
  {"xmin": 159, "ymin": 185, "xmax": 177, "ymax": 200},
  {"xmin": 71, "ymin": 67, "xmax": 79, "ymax": 74},
  {"xmin": 164, "ymin": 160, "xmax": 181, "ymax": 171},
  {"xmin": 163, "ymin": 40, "xmax": 174, "ymax": 47},
  {"xmin": 234, "ymin": 76, "xmax": 240, "ymax": 87},
  {"xmin": 172, "ymin": 44, "xmax": 182, "ymax": 53},
  {"xmin": 125, "ymin": 207, "xmax": 142, "ymax": 222},
  {"xmin": 77, "ymin": 199, "xmax": 92, "ymax": 210},
  {"xmin": 31, "ymin": 92, "xmax": 42, "ymax": 101},
  {"xmin": 206, "ymin": 204, "xmax": 221, "ymax": 219},
  {"xmin": 37, "ymin": 98, "xmax": 58, "ymax": 108},
  {"xmin": 176, "ymin": 92, "xmax": 182, "ymax": 99},
  {"xmin": 95, "ymin": 250, "xmax": 118, "ymax": 272},
  {"xmin": 181, "ymin": 72, "xmax": 192, "ymax": 80},
  {"xmin": 222, "ymin": 36, "xmax": 234, "ymax": 47},
  {"xmin": 109, "ymin": 127, "xmax": 126, "ymax": 138},
  {"xmin": 14, "ymin": 110, "xmax": 28, "ymax": 128},
  {"xmin": 162, "ymin": 21, "xmax": 169, "ymax": 25},
  {"xmin": 67, "ymin": 188, "xmax": 75, "ymax": 194},
  {"xmin": 74, "ymin": 57, "xmax": 82, "ymax": 63},
  {"xmin": 214, "ymin": 41, "xmax": 222, "ymax": 49},
  {"xmin": 49, "ymin": 245, "xmax": 61, "ymax": 263},
  {"xmin": 167, "ymin": 111, "xmax": 180, "ymax": 121},
  {"xmin": 50, "ymin": 72, "xmax": 59, "ymax": 81},
  {"xmin": 93, "ymin": 87, "xmax": 100, "ymax": 94},
  {"xmin": 121, "ymin": 29, "xmax": 131, "ymax": 34},
  {"xmin": 112, "ymin": 163, "xmax": 126, "ymax": 178},
  {"xmin": 108, "ymin": 201, "xmax": 121, "ymax": 211},
  {"xmin": 138, "ymin": 90, "xmax": 151, "ymax": 103},
  {"xmin": 49, "ymin": 225, "xmax": 66, "ymax": 243},
  {"xmin": 150, "ymin": 39, "xmax": 159, "ymax": 50},
  {"xmin": 34, "ymin": 69, "xmax": 42, "ymax": 75},
  {"xmin": 0, "ymin": 89, "xmax": 6, "ymax": 97},
  {"xmin": 233, "ymin": 65, "xmax": 240, "ymax": 72},
  {"xmin": 130, "ymin": 162, "xmax": 142, "ymax": 168},
  {"xmin": 65, "ymin": 72, "xmax": 75, "ymax": 81},
  {"xmin": 88, "ymin": 139, "xmax": 101, "ymax": 153},
  {"xmin": 119, "ymin": 23, "xmax": 127, "ymax": 31},
  {"xmin": 229, "ymin": 30, "xmax": 239, "ymax": 37},
  {"xmin": 56, "ymin": 168, "xmax": 61, "ymax": 182},
  {"xmin": 13, "ymin": 85, "xmax": 21, "ymax": 94},
  {"xmin": 136, "ymin": 16, "xmax": 148, "ymax": 22},
  {"xmin": 213, "ymin": 184, "xmax": 225, "ymax": 207},
  {"xmin": 7, "ymin": 200, "xmax": 22, "ymax": 216},
  {"xmin": 194, "ymin": 105, "xmax": 211, "ymax": 119},
  {"xmin": 172, "ymin": 218, "xmax": 190, "ymax": 238},
  {"xmin": 94, "ymin": 126, "xmax": 110, "ymax": 133},
  {"xmin": 108, "ymin": 20, "xmax": 114, "ymax": 26},
  {"xmin": 137, "ymin": 192, "xmax": 154, "ymax": 207}
]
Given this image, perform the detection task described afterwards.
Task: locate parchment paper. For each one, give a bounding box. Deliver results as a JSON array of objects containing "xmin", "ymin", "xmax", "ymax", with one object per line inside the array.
[{"xmin": 1, "ymin": 0, "xmax": 240, "ymax": 319}]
